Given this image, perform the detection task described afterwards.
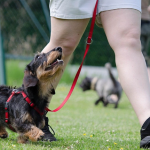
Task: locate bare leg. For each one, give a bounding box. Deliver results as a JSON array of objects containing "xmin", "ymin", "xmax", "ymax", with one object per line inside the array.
[
  {"xmin": 147, "ymin": 68, "xmax": 150, "ymax": 82},
  {"xmin": 41, "ymin": 18, "xmax": 89, "ymax": 141},
  {"xmin": 100, "ymin": 9, "xmax": 150, "ymax": 126},
  {"xmin": 42, "ymin": 17, "xmax": 89, "ymax": 103}
]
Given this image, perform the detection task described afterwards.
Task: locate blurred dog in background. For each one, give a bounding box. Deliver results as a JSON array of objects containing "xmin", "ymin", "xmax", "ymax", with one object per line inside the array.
[{"xmin": 80, "ymin": 63, "xmax": 122, "ymax": 108}]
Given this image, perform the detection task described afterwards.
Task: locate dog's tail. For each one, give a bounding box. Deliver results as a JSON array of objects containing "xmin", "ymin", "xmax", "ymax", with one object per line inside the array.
[{"xmin": 105, "ymin": 63, "xmax": 118, "ymax": 87}]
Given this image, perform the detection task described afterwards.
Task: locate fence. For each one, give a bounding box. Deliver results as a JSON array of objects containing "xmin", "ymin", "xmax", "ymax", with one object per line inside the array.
[
  {"xmin": 0, "ymin": 23, "xmax": 6, "ymax": 84},
  {"xmin": 0, "ymin": 0, "xmax": 50, "ymax": 84}
]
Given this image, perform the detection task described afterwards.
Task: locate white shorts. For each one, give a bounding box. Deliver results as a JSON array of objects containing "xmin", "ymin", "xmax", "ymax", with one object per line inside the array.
[{"xmin": 49, "ymin": 0, "xmax": 141, "ymax": 19}]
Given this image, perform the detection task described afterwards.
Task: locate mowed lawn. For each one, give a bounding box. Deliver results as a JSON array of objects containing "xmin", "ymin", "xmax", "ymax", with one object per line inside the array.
[
  {"xmin": 0, "ymin": 60, "xmax": 143, "ymax": 150},
  {"xmin": 0, "ymin": 84, "xmax": 142, "ymax": 150}
]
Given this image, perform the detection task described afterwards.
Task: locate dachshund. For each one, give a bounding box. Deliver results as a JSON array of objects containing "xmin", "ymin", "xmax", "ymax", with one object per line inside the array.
[{"xmin": 0, "ymin": 47, "xmax": 63, "ymax": 143}]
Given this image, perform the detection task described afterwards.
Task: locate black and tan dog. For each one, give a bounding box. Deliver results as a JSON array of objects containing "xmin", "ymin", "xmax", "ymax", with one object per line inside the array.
[
  {"xmin": 0, "ymin": 47, "xmax": 63, "ymax": 143},
  {"xmin": 80, "ymin": 63, "xmax": 122, "ymax": 108}
]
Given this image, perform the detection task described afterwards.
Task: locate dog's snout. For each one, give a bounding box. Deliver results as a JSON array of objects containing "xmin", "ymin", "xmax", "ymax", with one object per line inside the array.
[{"xmin": 55, "ymin": 47, "xmax": 62, "ymax": 52}]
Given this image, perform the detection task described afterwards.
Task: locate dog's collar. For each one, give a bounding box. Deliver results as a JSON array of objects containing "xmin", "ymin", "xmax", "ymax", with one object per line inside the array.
[
  {"xmin": 91, "ymin": 77, "xmax": 99, "ymax": 90},
  {"xmin": 5, "ymin": 89, "xmax": 47, "ymax": 131}
]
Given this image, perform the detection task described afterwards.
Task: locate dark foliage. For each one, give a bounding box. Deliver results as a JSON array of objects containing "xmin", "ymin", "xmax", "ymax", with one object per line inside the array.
[{"xmin": 0, "ymin": 0, "xmax": 116, "ymax": 66}]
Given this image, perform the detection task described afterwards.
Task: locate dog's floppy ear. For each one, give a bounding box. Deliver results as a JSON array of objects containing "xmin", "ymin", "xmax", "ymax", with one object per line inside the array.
[{"xmin": 23, "ymin": 66, "xmax": 38, "ymax": 88}]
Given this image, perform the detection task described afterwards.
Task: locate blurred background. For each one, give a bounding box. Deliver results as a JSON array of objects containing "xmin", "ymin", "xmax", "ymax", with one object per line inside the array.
[{"xmin": 0, "ymin": 0, "xmax": 149, "ymax": 86}]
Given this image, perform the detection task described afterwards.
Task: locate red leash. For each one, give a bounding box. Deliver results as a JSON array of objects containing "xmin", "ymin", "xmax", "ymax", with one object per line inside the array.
[{"xmin": 48, "ymin": 0, "xmax": 98, "ymax": 112}]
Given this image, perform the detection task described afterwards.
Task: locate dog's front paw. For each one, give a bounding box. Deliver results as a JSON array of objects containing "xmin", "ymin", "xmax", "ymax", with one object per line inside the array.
[
  {"xmin": 37, "ymin": 131, "xmax": 44, "ymax": 141},
  {"xmin": 0, "ymin": 127, "xmax": 8, "ymax": 138},
  {"xmin": 95, "ymin": 101, "xmax": 99, "ymax": 105},
  {"xmin": 103, "ymin": 101, "xmax": 108, "ymax": 107},
  {"xmin": 0, "ymin": 133, "xmax": 8, "ymax": 138},
  {"xmin": 24, "ymin": 126, "xmax": 44, "ymax": 142}
]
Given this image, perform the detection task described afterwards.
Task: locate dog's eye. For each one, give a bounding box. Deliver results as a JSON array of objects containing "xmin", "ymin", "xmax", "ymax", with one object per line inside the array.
[
  {"xmin": 30, "ymin": 71, "xmax": 35, "ymax": 76},
  {"xmin": 36, "ymin": 55, "xmax": 41, "ymax": 59}
]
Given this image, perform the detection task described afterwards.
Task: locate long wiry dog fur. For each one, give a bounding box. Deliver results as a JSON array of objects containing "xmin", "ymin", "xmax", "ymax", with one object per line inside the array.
[{"xmin": 0, "ymin": 47, "xmax": 63, "ymax": 143}]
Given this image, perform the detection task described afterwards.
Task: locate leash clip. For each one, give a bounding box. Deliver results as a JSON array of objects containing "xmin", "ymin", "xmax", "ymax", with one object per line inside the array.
[
  {"xmin": 12, "ymin": 89, "xmax": 19, "ymax": 93},
  {"xmin": 5, "ymin": 102, "xmax": 9, "ymax": 109},
  {"xmin": 86, "ymin": 37, "xmax": 93, "ymax": 45}
]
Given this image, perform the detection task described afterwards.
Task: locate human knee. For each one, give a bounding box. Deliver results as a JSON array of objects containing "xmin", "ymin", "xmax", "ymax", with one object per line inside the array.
[
  {"xmin": 61, "ymin": 38, "xmax": 79, "ymax": 57},
  {"xmin": 108, "ymin": 27, "xmax": 141, "ymax": 52},
  {"xmin": 124, "ymin": 28, "xmax": 141, "ymax": 49},
  {"xmin": 51, "ymin": 37, "xmax": 79, "ymax": 58}
]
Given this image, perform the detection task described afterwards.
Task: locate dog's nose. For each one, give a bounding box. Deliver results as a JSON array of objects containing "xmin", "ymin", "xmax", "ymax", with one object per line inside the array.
[{"xmin": 55, "ymin": 47, "xmax": 62, "ymax": 52}]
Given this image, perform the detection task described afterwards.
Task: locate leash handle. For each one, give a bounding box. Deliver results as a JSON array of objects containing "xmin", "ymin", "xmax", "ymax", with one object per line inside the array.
[{"xmin": 48, "ymin": 0, "xmax": 98, "ymax": 112}]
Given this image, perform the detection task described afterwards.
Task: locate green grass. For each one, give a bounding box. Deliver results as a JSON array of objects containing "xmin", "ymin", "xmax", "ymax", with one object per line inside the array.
[
  {"xmin": 1, "ymin": 60, "xmax": 143, "ymax": 150},
  {"xmin": 6, "ymin": 60, "xmax": 27, "ymax": 86},
  {"xmin": 0, "ymin": 86, "xmax": 143, "ymax": 150}
]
